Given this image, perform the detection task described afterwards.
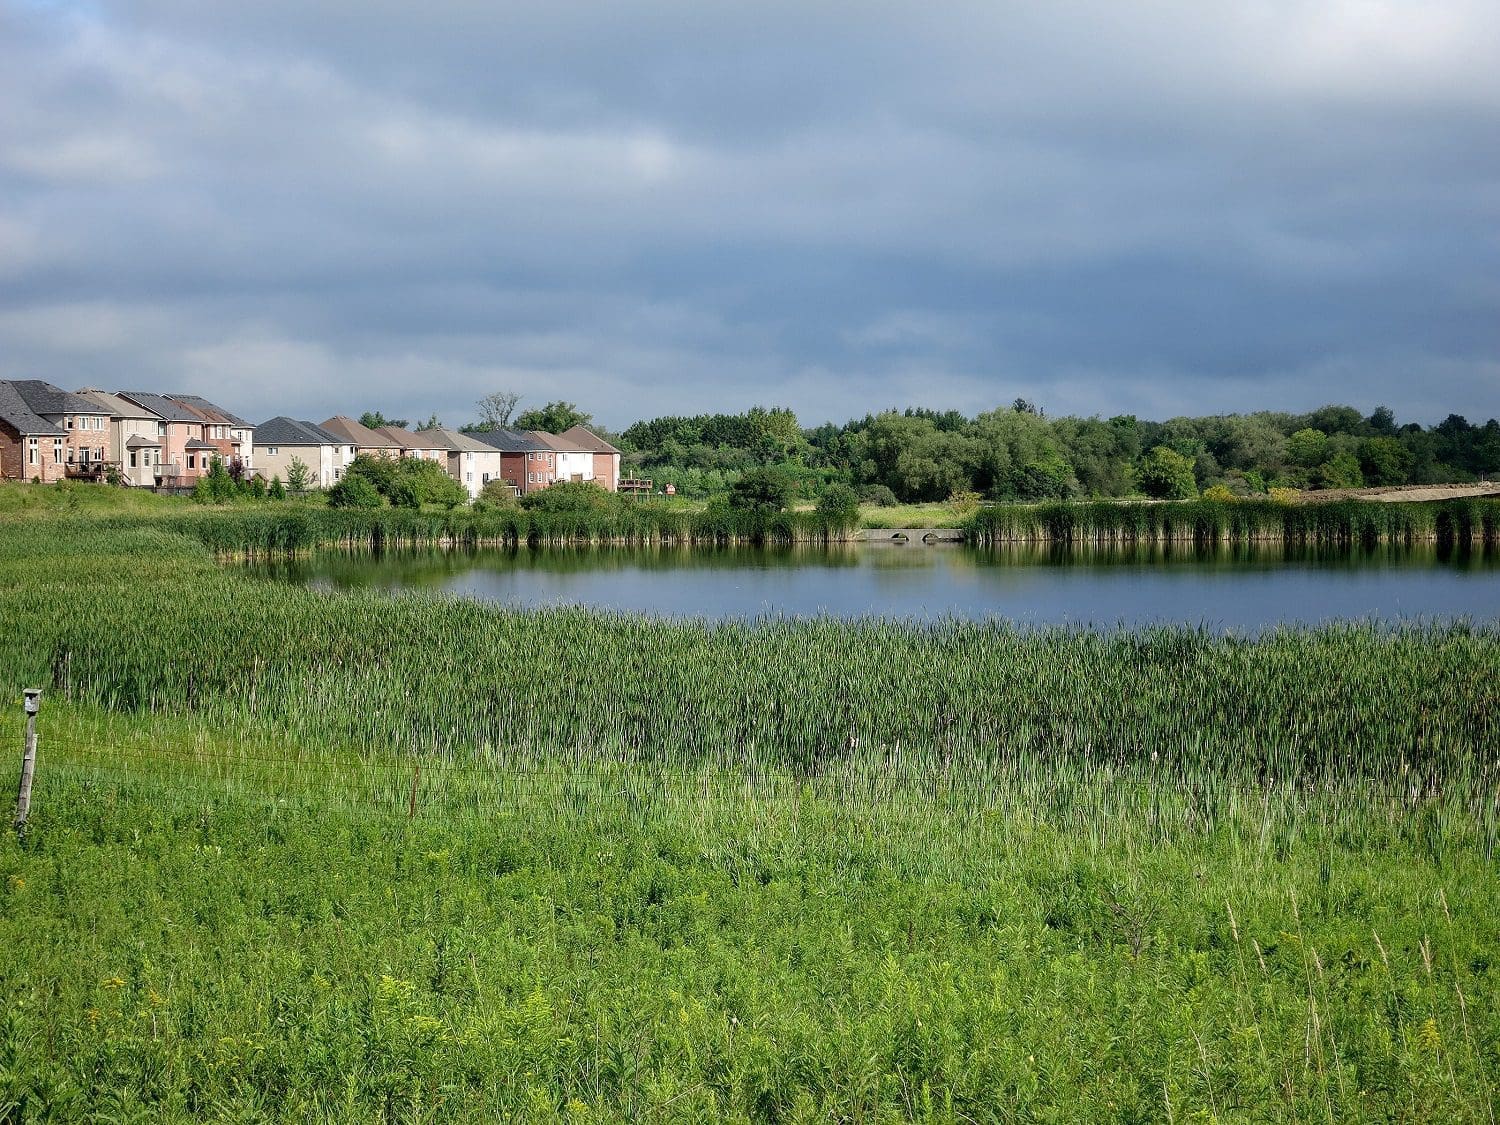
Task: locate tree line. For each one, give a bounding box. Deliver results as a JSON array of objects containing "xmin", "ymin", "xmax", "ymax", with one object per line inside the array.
[{"xmin": 615, "ymin": 402, "xmax": 1499, "ymax": 502}]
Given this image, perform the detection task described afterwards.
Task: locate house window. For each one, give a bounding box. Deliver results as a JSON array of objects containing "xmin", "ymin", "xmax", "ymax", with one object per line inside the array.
[
  {"xmin": 27, "ymin": 438, "xmax": 37, "ymax": 465},
  {"xmin": 527, "ymin": 472, "xmax": 535, "ymax": 483},
  {"xmin": 267, "ymin": 446, "xmax": 279, "ymax": 455},
  {"xmin": 482, "ymin": 473, "xmax": 490, "ymax": 484},
  {"xmin": 187, "ymin": 454, "xmax": 196, "ymax": 469},
  {"xmin": 129, "ymin": 451, "xmax": 137, "ymax": 467},
  {"xmin": 52, "ymin": 441, "xmax": 62, "ymax": 464},
  {"xmin": 157, "ymin": 422, "xmax": 166, "ymax": 436},
  {"xmin": 349, "ymin": 447, "xmax": 357, "ymax": 457}
]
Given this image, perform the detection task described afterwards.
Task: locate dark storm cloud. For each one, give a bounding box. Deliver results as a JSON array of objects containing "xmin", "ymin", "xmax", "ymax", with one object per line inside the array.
[{"xmin": 1, "ymin": 0, "xmax": 1496, "ymax": 428}]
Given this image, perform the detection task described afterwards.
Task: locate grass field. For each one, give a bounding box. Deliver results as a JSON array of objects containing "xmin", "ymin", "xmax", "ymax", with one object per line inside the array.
[{"xmin": 0, "ymin": 496, "xmax": 1497, "ymax": 1120}]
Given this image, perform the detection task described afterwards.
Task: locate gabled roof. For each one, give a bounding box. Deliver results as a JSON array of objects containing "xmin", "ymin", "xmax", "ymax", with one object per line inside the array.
[
  {"xmin": 254, "ymin": 417, "xmax": 342, "ymax": 446},
  {"xmin": 424, "ymin": 427, "xmax": 501, "ymax": 454},
  {"xmin": 117, "ymin": 392, "xmax": 202, "ymax": 423},
  {"xmin": 164, "ymin": 394, "xmax": 251, "ymax": 428},
  {"xmin": 185, "ymin": 439, "xmax": 219, "ymax": 451},
  {"xmin": 0, "ymin": 381, "xmax": 66, "ymax": 436},
  {"xmin": 557, "ymin": 425, "xmax": 622, "ymax": 455},
  {"xmin": 376, "ymin": 426, "xmax": 444, "ymax": 451},
  {"xmin": 467, "ymin": 426, "xmax": 551, "ymax": 453},
  {"xmin": 320, "ymin": 415, "xmax": 399, "ymax": 449},
  {"xmin": 526, "ymin": 430, "xmax": 572, "ymax": 452},
  {"xmin": 76, "ymin": 389, "xmax": 160, "ymax": 420},
  {"xmin": 6, "ymin": 379, "xmax": 106, "ymax": 418}
]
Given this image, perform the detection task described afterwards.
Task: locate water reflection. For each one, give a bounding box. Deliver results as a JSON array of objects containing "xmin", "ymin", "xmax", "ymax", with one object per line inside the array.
[{"xmin": 251, "ymin": 540, "xmax": 1500, "ymax": 629}]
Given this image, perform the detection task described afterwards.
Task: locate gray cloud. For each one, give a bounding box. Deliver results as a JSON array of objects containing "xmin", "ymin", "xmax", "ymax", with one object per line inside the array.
[{"xmin": 1, "ymin": 0, "xmax": 1497, "ymax": 429}]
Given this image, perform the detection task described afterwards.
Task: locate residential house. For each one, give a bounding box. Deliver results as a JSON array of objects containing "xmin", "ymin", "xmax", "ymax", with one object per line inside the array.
[
  {"xmin": 320, "ymin": 415, "xmax": 401, "ymax": 462},
  {"xmin": 424, "ymin": 428, "xmax": 509, "ymax": 500},
  {"xmin": 167, "ymin": 395, "xmax": 255, "ymax": 472},
  {"xmin": 253, "ymin": 417, "xmax": 349, "ymax": 489},
  {"xmin": 74, "ymin": 389, "xmax": 165, "ymax": 487},
  {"xmin": 468, "ymin": 427, "xmax": 558, "ymax": 494},
  {"xmin": 556, "ymin": 426, "xmax": 622, "ymax": 492},
  {"xmin": 115, "ymin": 392, "xmax": 217, "ymax": 486},
  {"xmin": 375, "ymin": 426, "xmax": 447, "ymax": 464},
  {"xmin": 0, "ymin": 380, "xmax": 113, "ymax": 482}
]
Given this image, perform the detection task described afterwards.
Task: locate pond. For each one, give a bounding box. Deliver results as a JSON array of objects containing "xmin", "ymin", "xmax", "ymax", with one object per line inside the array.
[{"xmin": 253, "ymin": 541, "xmax": 1500, "ymax": 630}]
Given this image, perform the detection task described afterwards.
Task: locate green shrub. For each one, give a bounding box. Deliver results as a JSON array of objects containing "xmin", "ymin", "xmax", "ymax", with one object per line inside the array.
[{"xmin": 327, "ymin": 474, "xmax": 385, "ymax": 509}]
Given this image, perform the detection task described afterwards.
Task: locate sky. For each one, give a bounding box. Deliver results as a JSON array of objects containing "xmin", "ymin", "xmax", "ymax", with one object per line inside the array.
[{"xmin": 1, "ymin": 1, "xmax": 1497, "ymax": 431}]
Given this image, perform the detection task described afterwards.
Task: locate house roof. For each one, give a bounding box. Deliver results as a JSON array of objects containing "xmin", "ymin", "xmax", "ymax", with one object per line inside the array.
[
  {"xmin": 0, "ymin": 381, "xmax": 66, "ymax": 436},
  {"xmin": 375, "ymin": 426, "xmax": 444, "ymax": 451},
  {"xmin": 320, "ymin": 415, "xmax": 399, "ymax": 449},
  {"xmin": 185, "ymin": 439, "xmax": 219, "ymax": 450},
  {"xmin": 76, "ymin": 389, "xmax": 160, "ymax": 420},
  {"xmin": 254, "ymin": 416, "xmax": 342, "ymax": 446},
  {"xmin": 424, "ymin": 427, "xmax": 500, "ymax": 454},
  {"xmin": 125, "ymin": 435, "xmax": 161, "ymax": 449},
  {"xmin": 557, "ymin": 425, "xmax": 622, "ymax": 455},
  {"xmin": 164, "ymin": 394, "xmax": 251, "ymax": 428},
  {"xmin": 468, "ymin": 426, "xmax": 551, "ymax": 453},
  {"xmin": 6, "ymin": 379, "xmax": 107, "ymax": 419},
  {"xmin": 117, "ymin": 392, "xmax": 202, "ymax": 423}
]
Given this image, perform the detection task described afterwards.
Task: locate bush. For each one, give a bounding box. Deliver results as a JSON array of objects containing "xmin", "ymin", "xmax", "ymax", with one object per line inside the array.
[
  {"xmin": 858, "ymin": 484, "xmax": 899, "ymax": 507},
  {"xmin": 816, "ymin": 483, "xmax": 860, "ymax": 526},
  {"xmin": 327, "ymin": 475, "xmax": 385, "ymax": 510},
  {"xmin": 520, "ymin": 480, "xmax": 617, "ymax": 513},
  {"xmin": 268, "ymin": 477, "xmax": 286, "ymax": 501},
  {"xmin": 728, "ymin": 468, "xmax": 793, "ymax": 514},
  {"xmin": 474, "ymin": 480, "xmax": 520, "ymax": 510},
  {"xmin": 1201, "ymin": 484, "xmax": 1237, "ymax": 503},
  {"xmin": 1136, "ymin": 447, "xmax": 1199, "ymax": 500},
  {"xmin": 947, "ymin": 489, "xmax": 982, "ymax": 517}
]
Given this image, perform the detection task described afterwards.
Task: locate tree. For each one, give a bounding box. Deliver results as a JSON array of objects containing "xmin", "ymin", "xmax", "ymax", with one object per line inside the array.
[
  {"xmin": 285, "ymin": 456, "xmax": 312, "ymax": 494},
  {"xmin": 1358, "ymin": 437, "xmax": 1413, "ymax": 486},
  {"xmin": 471, "ymin": 391, "xmax": 521, "ymax": 430},
  {"xmin": 1136, "ymin": 446, "xmax": 1198, "ymax": 499},
  {"xmin": 268, "ymin": 476, "xmax": 286, "ymax": 501},
  {"xmin": 1286, "ymin": 428, "xmax": 1329, "ymax": 469},
  {"xmin": 414, "ymin": 413, "xmax": 443, "ymax": 431},
  {"xmin": 514, "ymin": 401, "xmax": 592, "ymax": 434},
  {"xmin": 327, "ymin": 474, "xmax": 384, "ymax": 509},
  {"xmin": 728, "ymin": 467, "xmax": 793, "ymax": 513},
  {"xmin": 1317, "ymin": 450, "xmax": 1364, "ymax": 489},
  {"xmin": 359, "ymin": 411, "xmax": 409, "ymax": 430}
]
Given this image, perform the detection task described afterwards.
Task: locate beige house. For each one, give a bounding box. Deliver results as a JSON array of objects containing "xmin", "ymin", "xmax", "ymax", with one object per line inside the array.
[
  {"xmin": 321, "ymin": 415, "xmax": 401, "ymax": 460},
  {"xmin": 376, "ymin": 426, "xmax": 446, "ymax": 463},
  {"xmin": 253, "ymin": 417, "xmax": 350, "ymax": 489},
  {"xmin": 425, "ymin": 428, "xmax": 509, "ymax": 500}
]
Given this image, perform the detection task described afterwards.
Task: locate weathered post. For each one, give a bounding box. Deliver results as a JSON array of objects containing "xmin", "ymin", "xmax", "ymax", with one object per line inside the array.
[{"xmin": 14, "ymin": 688, "xmax": 41, "ymax": 831}]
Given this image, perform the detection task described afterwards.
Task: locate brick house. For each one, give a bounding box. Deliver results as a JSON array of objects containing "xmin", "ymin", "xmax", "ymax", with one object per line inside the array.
[
  {"xmin": 0, "ymin": 380, "xmax": 113, "ymax": 482},
  {"xmin": 167, "ymin": 395, "xmax": 255, "ymax": 472},
  {"xmin": 424, "ymin": 428, "xmax": 509, "ymax": 500},
  {"xmin": 557, "ymin": 426, "xmax": 622, "ymax": 492},
  {"xmin": 74, "ymin": 389, "xmax": 165, "ymax": 486},
  {"xmin": 468, "ymin": 427, "xmax": 560, "ymax": 494}
]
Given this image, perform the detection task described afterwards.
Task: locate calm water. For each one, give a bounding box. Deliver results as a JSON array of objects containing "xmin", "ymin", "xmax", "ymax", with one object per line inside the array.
[{"xmin": 254, "ymin": 541, "xmax": 1500, "ymax": 629}]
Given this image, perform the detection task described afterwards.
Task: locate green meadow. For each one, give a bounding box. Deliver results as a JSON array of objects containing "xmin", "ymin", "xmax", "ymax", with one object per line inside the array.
[{"xmin": 0, "ymin": 495, "xmax": 1497, "ymax": 1121}]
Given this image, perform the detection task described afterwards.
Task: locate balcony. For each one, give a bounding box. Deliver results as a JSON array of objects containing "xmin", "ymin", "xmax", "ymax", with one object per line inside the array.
[{"xmin": 64, "ymin": 461, "xmax": 121, "ymax": 482}]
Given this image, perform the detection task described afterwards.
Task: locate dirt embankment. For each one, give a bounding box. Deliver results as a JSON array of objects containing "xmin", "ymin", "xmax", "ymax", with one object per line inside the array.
[{"xmin": 1301, "ymin": 481, "xmax": 1500, "ymax": 504}]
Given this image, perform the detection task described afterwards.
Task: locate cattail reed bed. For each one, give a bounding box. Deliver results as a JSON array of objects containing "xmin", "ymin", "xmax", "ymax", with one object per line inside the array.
[
  {"xmin": 966, "ymin": 495, "xmax": 1500, "ymax": 545},
  {"xmin": 1, "ymin": 514, "xmax": 1495, "ymax": 792}
]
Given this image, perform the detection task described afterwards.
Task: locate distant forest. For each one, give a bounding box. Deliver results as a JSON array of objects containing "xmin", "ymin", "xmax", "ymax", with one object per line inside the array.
[{"xmin": 601, "ymin": 402, "xmax": 1500, "ymax": 502}]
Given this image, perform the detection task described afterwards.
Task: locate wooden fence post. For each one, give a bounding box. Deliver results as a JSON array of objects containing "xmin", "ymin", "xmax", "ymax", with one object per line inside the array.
[{"xmin": 14, "ymin": 688, "xmax": 41, "ymax": 831}]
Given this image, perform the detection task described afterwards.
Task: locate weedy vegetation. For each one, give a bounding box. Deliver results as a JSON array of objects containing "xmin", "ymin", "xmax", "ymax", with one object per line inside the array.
[{"xmin": 0, "ymin": 498, "xmax": 1496, "ymax": 1121}]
